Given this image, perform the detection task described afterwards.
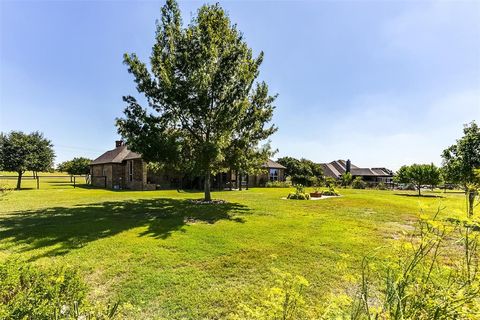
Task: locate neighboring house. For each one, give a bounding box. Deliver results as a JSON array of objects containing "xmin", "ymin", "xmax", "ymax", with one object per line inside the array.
[
  {"xmin": 90, "ymin": 141, "xmax": 156, "ymax": 190},
  {"xmin": 246, "ymin": 159, "xmax": 286, "ymax": 187},
  {"xmin": 90, "ymin": 141, "xmax": 286, "ymax": 190},
  {"xmin": 322, "ymin": 159, "xmax": 393, "ymax": 183}
]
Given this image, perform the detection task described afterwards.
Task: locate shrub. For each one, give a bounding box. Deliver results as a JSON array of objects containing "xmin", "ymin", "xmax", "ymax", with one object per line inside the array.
[
  {"xmin": 351, "ymin": 177, "xmax": 366, "ymax": 189},
  {"xmin": 287, "ymin": 184, "xmax": 311, "ymax": 200},
  {"xmin": 0, "ymin": 260, "xmax": 122, "ymax": 319},
  {"xmin": 324, "ymin": 177, "xmax": 337, "ymax": 188},
  {"xmin": 265, "ymin": 180, "xmax": 291, "ymax": 188},
  {"xmin": 287, "ymin": 193, "xmax": 311, "ymax": 200},
  {"xmin": 376, "ymin": 182, "xmax": 387, "ymax": 190},
  {"xmin": 322, "ymin": 186, "xmax": 339, "ymax": 196}
]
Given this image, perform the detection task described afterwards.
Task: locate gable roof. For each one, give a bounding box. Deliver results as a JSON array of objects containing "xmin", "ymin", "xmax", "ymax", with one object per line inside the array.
[
  {"xmin": 262, "ymin": 159, "xmax": 286, "ymax": 169},
  {"xmin": 321, "ymin": 160, "xmax": 393, "ymax": 179},
  {"xmin": 90, "ymin": 145, "xmax": 142, "ymax": 165}
]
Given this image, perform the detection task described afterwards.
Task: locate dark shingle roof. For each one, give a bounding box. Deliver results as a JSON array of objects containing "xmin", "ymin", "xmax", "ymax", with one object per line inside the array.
[
  {"xmin": 320, "ymin": 160, "xmax": 393, "ymax": 179},
  {"xmin": 90, "ymin": 145, "xmax": 142, "ymax": 165},
  {"xmin": 262, "ymin": 159, "xmax": 286, "ymax": 169}
]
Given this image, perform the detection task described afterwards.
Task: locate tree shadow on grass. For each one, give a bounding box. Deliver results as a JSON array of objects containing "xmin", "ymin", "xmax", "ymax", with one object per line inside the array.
[
  {"xmin": 394, "ymin": 193, "xmax": 445, "ymax": 198},
  {"xmin": 0, "ymin": 198, "xmax": 249, "ymax": 260}
]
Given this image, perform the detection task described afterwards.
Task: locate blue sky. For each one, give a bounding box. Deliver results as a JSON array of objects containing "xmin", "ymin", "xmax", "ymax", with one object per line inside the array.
[{"xmin": 1, "ymin": 1, "xmax": 479, "ymax": 170}]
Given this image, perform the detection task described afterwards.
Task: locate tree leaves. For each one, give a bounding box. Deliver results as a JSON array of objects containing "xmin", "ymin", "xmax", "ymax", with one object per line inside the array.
[{"xmin": 116, "ymin": 0, "xmax": 277, "ymax": 198}]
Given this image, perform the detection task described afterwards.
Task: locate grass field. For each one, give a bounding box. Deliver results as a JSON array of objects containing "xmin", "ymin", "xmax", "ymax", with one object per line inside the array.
[{"xmin": 0, "ymin": 179, "xmax": 473, "ymax": 318}]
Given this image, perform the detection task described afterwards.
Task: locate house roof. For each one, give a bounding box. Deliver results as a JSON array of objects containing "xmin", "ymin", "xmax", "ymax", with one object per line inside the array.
[
  {"xmin": 90, "ymin": 145, "xmax": 142, "ymax": 165},
  {"xmin": 262, "ymin": 159, "xmax": 286, "ymax": 169},
  {"xmin": 321, "ymin": 160, "xmax": 393, "ymax": 179}
]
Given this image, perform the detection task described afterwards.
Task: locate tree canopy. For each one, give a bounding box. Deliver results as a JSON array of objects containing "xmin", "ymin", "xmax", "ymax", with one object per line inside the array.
[
  {"xmin": 57, "ymin": 157, "xmax": 91, "ymax": 175},
  {"xmin": 442, "ymin": 121, "xmax": 480, "ymax": 188},
  {"xmin": 0, "ymin": 131, "xmax": 55, "ymax": 189},
  {"xmin": 116, "ymin": 0, "xmax": 277, "ymax": 200},
  {"xmin": 395, "ymin": 163, "xmax": 441, "ymax": 196},
  {"xmin": 276, "ymin": 156, "xmax": 324, "ymax": 186}
]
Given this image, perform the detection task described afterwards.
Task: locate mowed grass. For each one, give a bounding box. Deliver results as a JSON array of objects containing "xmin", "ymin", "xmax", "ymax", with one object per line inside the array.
[{"xmin": 0, "ymin": 179, "xmax": 472, "ymax": 318}]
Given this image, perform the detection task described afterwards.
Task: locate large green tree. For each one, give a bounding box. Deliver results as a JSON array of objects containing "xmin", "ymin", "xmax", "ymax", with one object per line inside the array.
[
  {"xmin": 57, "ymin": 157, "xmax": 92, "ymax": 175},
  {"xmin": 277, "ymin": 156, "xmax": 323, "ymax": 186},
  {"xmin": 395, "ymin": 163, "xmax": 441, "ymax": 196},
  {"xmin": 0, "ymin": 131, "xmax": 55, "ymax": 189},
  {"xmin": 116, "ymin": 0, "xmax": 277, "ymax": 200},
  {"xmin": 442, "ymin": 121, "xmax": 480, "ymax": 216},
  {"xmin": 442, "ymin": 121, "xmax": 480, "ymax": 188}
]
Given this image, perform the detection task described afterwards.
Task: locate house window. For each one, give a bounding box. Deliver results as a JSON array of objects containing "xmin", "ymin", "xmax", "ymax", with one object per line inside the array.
[
  {"xmin": 269, "ymin": 169, "xmax": 279, "ymax": 181},
  {"xmin": 128, "ymin": 161, "xmax": 134, "ymax": 182}
]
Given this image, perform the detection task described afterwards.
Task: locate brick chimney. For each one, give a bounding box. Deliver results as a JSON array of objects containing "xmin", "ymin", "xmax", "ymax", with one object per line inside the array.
[
  {"xmin": 346, "ymin": 159, "xmax": 351, "ymax": 173},
  {"xmin": 115, "ymin": 140, "xmax": 124, "ymax": 148}
]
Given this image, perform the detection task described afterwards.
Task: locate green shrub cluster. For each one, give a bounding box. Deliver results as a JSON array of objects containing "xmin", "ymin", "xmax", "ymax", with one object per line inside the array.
[
  {"xmin": 265, "ymin": 180, "xmax": 291, "ymax": 188},
  {"xmin": 376, "ymin": 182, "xmax": 387, "ymax": 190},
  {"xmin": 351, "ymin": 177, "xmax": 366, "ymax": 189},
  {"xmin": 322, "ymin": 186, "xmax": 339, "ymax": 196},
  {"xmin": 287, "ymin": 184, "xmax": 311, "ymax": 200},
  {"xmin": 0, "ymin": 260, "xmax": 123, "ymax": 319}
]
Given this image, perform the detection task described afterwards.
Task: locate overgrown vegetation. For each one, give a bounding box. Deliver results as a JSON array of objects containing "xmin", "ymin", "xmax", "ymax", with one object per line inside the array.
[
  {"xmin": 0, "ymin": 260, "xmax": 124, "ymax": 319},
  {"xmin": 230, "ymin": 268, "xmax": 309, "ymax": 320},
  {"xmin": 345, "ymin": 217, "xmax": 479, "ymax": 319}
]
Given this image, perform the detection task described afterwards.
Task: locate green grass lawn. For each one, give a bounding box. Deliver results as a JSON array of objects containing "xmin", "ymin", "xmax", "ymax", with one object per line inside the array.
[{"xmin": 0, "ymin": 182, "xmax": 472, "ymax": 318}]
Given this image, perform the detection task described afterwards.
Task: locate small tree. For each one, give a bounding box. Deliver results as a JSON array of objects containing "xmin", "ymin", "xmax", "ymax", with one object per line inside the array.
[
  {"xmin": 340, "ymin": 172, "xmax": 353, "ymax": 188},
  {"xmin": 0, "ymin": 131, "xmax": 55, "ymax": 189},
  {"xmin": 64, "ymin": 157, "xmax": 91, "ymax": 175},
  {"xmin": 395, "ymin": 163, "xmax": 441, "ymax": 196}
]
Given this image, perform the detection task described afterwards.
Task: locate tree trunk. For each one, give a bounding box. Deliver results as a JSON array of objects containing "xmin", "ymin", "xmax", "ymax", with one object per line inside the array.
[
  {"xmin": 246, "ymin": 174, "xmax": 249, "ymax": 190},
  {"xmin": 467, "ymin": 189, "xmax": 476, "ymax": 218},
  {"xmin": 239, "ymin": 172, "xmax": 243, "ymax": 191},
  {"xmin": 16, "ymin": 171, "xmax": 23, "ymax": 190},
  {"xmin": 418, "ymin": 185, "xmax": 421, "ymax": 196},
  {"xmin": 204, "ymin": 170, "xmax": 211, "ymax": 201},
  {"xmin": 229, "ymin": 169, "xmax": 233, "ymax": 191}
]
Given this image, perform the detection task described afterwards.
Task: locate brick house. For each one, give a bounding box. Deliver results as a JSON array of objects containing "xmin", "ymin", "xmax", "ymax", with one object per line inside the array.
[
  {"xmin": 90, "ymin": 141, "xmax": 286, "ymax": 190},
  {"xmin": 90, "ymin": 141, "xmax": 156, "ymax": 190}
]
